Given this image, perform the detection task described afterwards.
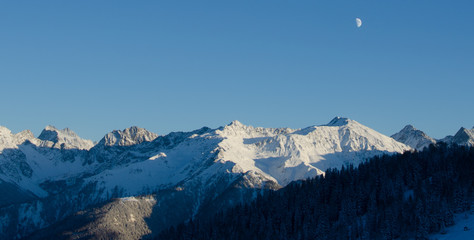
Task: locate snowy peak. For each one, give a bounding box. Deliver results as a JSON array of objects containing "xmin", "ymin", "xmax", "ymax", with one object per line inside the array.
[
  {"xmin": 324, "ymin": 117, "xmax": 355, "ymax": 127},
  {"xmin": 0, "ymin": 126, "xmax": 16, "ymax": 151},
  {"xmin": 228, "ymin": 120, "xmax": 245, "ymax": 127},
  {"xmin": 401, "ymin": 124, "xmax": 416, "ymax": 131},
  {"xmin": 221, "ymin": 120, "xmax": 254, "ymax": 136},
  {"xmin": 0, "ymin": 126, "xmax": 11, "ymax": 135},
  {"xmin": 38, "ymin": 125, "xmax": 94, "ymax": 150},
  {"xmin": 450, "ymin": 127, "xmax": 474, "ymax": 146},
  {"xmin": 391, "ymin": 124, "xmax": 436, "ymax": 150},
  {"xmin": 13, "ymin": 130, "xmax": 36, "ymax": 145},
  {"xmin": 219, "ymin": 120, "xmax": 293, "ymax": 139},
  {"xmin": 223, "ymin": 120, "xmax": 255, "ymax": 133},
  {"xmin": 393, "ymin": 124, "xmax": 474, "ymax": 149},
  {"xmin": 100, "ymin": 126, "xmax": 158, "ymax": 147},
  {"xmin": 38, "ymin": 126, "xmax": 68, "ymax": 142},
  {"xmin": 438, "ymin": 127, "xmax": 474, "ymax": 147},
  {"xmin": 0, "ymin": 126, "xmax": 38, "ymax": 151}
]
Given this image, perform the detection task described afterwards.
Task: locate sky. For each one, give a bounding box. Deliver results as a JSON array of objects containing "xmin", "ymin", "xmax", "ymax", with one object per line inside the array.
[{"xmin": 0, "ymin": 0, "xmax": 473, "ymax": 141}]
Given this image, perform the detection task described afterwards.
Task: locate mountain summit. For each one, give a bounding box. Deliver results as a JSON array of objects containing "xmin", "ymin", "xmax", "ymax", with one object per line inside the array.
[
  {"xmin": 324, "ymin": 116, "xmax": 353, "ymax": 126},
  {"xmin": 0, "ymin": 126, "xmax": 37, "ymax": 151},
  {"xmin": 38, "ymin": 125, "xmax": 94, "ymax": 150},
  {"xmin": 99, "ymin": 126, "xmax": 158, "ymax": 147},
  {"xmin": 391, "ymin": 125, "xmax": 436, "ymax": 150},
  {"xmin": 447, "ymin": 127, "xmax": 474, "ymax": 146}
]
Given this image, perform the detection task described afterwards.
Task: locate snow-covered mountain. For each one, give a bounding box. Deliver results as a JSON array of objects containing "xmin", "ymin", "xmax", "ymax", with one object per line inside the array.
[
  {"xmin": 83, "ymin": 117, "xmax": 410, "ymax": 198},
  {"xmin": 392, "ymin": 125, "xmax": 474, "ymax": 150},
  {"xmin": 0, "ymin": 126, "xmax": 38, "ymax": 151},
  {"xmin": 391, "ymin": 124, "xmax": 436, "ymax": 150},
  {"xmin": 100, "ymin": 126, "xmax": 158, "ymax": 147},
  {"xmin": 38, "ymin": 125, "xmax": 95, "ymax": 150},
  {"xmin": 0, "ymin": 118, "xmax": 412, "ymax": 239},
  {"xmin": 443, "ymin": 127, "xmax": 474, "ymax": 147}
]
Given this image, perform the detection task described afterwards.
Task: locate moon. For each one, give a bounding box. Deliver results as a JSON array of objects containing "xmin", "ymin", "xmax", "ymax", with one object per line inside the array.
[{"xmin": 355, "ymin": 18, "xmax": 362, "ymax": 28}]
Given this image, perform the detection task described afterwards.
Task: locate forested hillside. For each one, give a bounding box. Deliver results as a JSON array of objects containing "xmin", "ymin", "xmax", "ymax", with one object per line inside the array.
[{"xmin": 159, "ymin": 144, "xmax": 474, "ymax": 240}]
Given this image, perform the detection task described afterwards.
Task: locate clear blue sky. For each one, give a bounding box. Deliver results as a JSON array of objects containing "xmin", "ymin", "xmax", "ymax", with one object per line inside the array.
[{"xmin": 1, "ymin": 0, "xmax": 473, "ymax": 141}]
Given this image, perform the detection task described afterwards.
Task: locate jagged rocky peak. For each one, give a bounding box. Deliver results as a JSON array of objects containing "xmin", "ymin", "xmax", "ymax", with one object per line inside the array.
[
  {"xmin": 228, "ymin": 120, "xmax": 245, "ymax": 127},
  {"xmin": 449, "ymin": 127, "xmax": 474, "ymax": 146},
  {"xmin": 220, "ymin": 120, "xmax": 293, "ymax": 138},
  {"xmin": 391, "ymin": 124, "xmax": 436, "ymax": 151},
  {"xmin": 401, "ymin": 124, "xmax": 415, "ymax": 131},
  {"xmin": 324, "ymin": 116, "xmax": 354, "ymax": 126},
  {"xmin": 458, "ymin": 127, "xmax": 474, "ymax": 136},
  {"xmin": 13, "ymin": 130, "xmax": 36, "ymax": 144},
  {"xmin": 38, "ymin": 125, "xmax": 94, "ymax": 150},
  {"xmin": 222, "ymin": 120, "xmax": 251, "ymax": 132},
  {"xmin": 220, "ymin": 120, "xmax": 248, "ymax": 133},
  {"xmin": 0, "ymin": 126, "xmax": 38, "ymax": 149},
  {"xmin": 38, "ymin": 125, "xmax": 62, "ymax": 142},
  {"xmin": 101, "ymin": 126, "xmax": 158, "ymax": 147}
]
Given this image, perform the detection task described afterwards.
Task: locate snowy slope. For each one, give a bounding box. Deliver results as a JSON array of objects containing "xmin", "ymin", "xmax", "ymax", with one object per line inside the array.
[
  {"xmin": 430, "ymin": 212, "xmax": 474, "ymax": 240},
  {"xmin": 391, "ymin": 125, "xmax": 436, "ymax": 150}
]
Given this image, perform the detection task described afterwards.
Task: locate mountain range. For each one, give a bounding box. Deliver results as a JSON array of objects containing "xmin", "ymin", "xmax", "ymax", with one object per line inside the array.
[{"xmin": 0, "ymin": 117, "xmax": 472, "ymax": 239}]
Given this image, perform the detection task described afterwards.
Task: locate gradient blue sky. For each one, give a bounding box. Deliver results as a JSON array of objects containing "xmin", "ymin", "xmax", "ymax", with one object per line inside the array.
[{"xmin": 1, "ymin": 0, "xmax": 473, "ymax": 141}]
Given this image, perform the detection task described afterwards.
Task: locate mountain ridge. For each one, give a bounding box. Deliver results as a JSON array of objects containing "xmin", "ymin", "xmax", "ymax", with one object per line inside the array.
[
  {"xmin": 392, "ymin": 125, "xmax": 474, "ymax": 149},
  {"xmin": 1, "ymin": 118, "xmax": 470, "ymax": 239}
]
